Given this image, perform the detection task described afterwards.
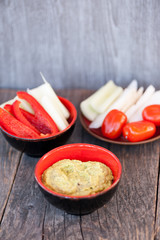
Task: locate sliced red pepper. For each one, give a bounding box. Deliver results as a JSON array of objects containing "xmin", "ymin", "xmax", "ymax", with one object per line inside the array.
[
  {"xmin": 122, "ymin": 121, "xmax": 156, "ymax": 142},
  {"xmin": 17, "ymin": 91, "xmax": 59, "ymax": 135},
  {"xmin": 12, "ymin": 100, "xmax": 41, "ymax": 135},
  {"xmin": 4, "ymin": 104, "xmax": 13, "ymax": 114},
  {"xmin": 101, "ymin": 109, "xmax": 127, "ymax": 139},
  {"xmin": 4, "ymin": 103, "xmax": 51, "ymax": 135},
  {"xmin": 0, "ymin": 107, "xmax": 40, "ymax": 138},
  {"xmin": 142, "ymin": 104, "xmax": 160, "ymax": 126},
  {"xmin": 20, "ymin": 108, "xmax": 53, "ymax": 135}
]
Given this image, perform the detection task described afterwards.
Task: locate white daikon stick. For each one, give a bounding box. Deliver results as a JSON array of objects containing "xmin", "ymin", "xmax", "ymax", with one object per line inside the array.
[
  {"xmin": 128, "ymin": 90, "xmax": 160, "ymax": 122},
  {"xmin": 126, "ymin": 85, "xmax": 155, "ymax": 122},
  {"xmin": 88, "ymin": 111, "xmax": 108, "ymax": 129},
  {"xmin": 127, "ymin": 79, "xmax": 138, "ymax": 89},
  {"xmin": 106, "ymin": 80, "xmax": 138, "ymax": 111},
  {"xmin": 122, "ymin": 87, "xmax": 144, "ymax": 113},
  {"xmin": 135, "ymin": 85, "xmax": 155, "ymax": 109},
  {"xmin": 17, "ymin": 97, "xmax": 35, "ymax": 114},
  {"xmin": 80, "ymin": 98, "xmax": 98, "ymax": 121},
  {"xmin": 94, "ymin": 86, "xmax": 123, "ymax": 114},
  {"xmin": 90, "ymin": 81, "xmax": 119, "ymax": 113},
  {"xmin": 89, "ymin": 80, "xmax": 138, "ymax": 129},
  {"xmin": 27, "ymin": 73, "xmax": 70, "ymax": 119},
  {"xmin": 40, "ymin": 73, "xmax": 70, "ymax": 119},
  {"xmin": 80, "ymin": 80, "xmax": 115, "ymax": 121},
  {"xmin": 41, "ymin": 96, "xmax": 69, "ymax": 131}
]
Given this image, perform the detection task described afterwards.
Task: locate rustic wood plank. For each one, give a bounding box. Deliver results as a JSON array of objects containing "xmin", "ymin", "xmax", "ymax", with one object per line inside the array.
[
  {"xmin": 154, "ymin": 144, "xmax": 160, "ymax": 240},
  {"xmin": 99, "ymin": 142, "xmax": 160, "ymax": 240},
  {"xmin": 0, "ymin": 89, "xmax": 22, "ymax": 222},
  {"xmin": 43, "ymin": 206, "xmax": 84, "ymax": 240},
  {"xmin": 0, "ymin": 137, "xmax": 22, "ymax": 222},
  {"xmin": 0, "ymin": 89, "xmax": 45, "ymax": 239},
  {"xmin": 0, "ymin": 153, "xmax": 47, "ymax": 240},
  {"xmin": 0, "ymin": 1, "xmax": 160, "ymax": 89}
]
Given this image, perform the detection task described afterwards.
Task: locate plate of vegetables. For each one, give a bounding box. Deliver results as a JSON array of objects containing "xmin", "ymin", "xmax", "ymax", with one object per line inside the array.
[{"xmin": 80, "ymin": 80, "xmax": 160, "ymax": 145}]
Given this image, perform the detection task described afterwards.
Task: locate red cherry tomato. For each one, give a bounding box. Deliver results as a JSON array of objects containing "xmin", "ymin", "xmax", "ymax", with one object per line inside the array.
[
  {"xmin": 142, "ymin": 104, "xmax": 160, "ymax": 126},
  {"xmin": 101, "ymin": 109, "xmax": 127, "ymax": 139},
  {"xmin": 122, "ymin": 121, "xmax": 156, "ymax": 142}
]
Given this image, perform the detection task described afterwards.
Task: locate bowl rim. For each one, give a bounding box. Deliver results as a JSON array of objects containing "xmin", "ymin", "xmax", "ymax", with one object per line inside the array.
[
  {"xmin": 0, "ymin": 96, "xmax": 77, "ymax": 142},
  {"xmin": 35, "ymin": 143, "xmax": 122, "ymax": 200}
]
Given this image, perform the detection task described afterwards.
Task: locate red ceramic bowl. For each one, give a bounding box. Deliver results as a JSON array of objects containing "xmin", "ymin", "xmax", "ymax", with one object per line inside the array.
[
  {"xmin": 0, "ymin": 97, "xmax": 77, "ymax": 156},
  {"xmin": 35, "ymin": 143, "xmax": 122, "ymax": 215}
]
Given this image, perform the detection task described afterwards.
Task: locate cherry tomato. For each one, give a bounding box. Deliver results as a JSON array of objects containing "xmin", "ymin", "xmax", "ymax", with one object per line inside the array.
[
  {"xmin": 101, "ymin": 109, "xmax": 127, "ymax": 139},
  {"xmin": 122, "ymin": 121, "xmax": 156, "ymax": 142},
  {"xmin": 142, "ymin": 104, "xmax": 160, "ymax": 126}
]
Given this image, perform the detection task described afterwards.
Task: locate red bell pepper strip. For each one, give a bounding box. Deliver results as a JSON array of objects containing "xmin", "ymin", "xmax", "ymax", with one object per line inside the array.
[
  {"xmin": 101, "ymin": 109, "xmax": 127, "ymax": 139},
  {"xmin": 4, "ymin": 103, "xmax": 51, "ymax": 135},
  {"xmin": 122, "ymin": 121, "xmax": 156, "ymax": 142},
  {"xmin": 0, "ymin": 107, "xmax": 40, "ymax": 138},
  {"xmin": 142, "ymin": 104, "xmax": 160, "ymax": 126},
  {"xmin": 20, "ymin": 108, "xmax": 53, "ymax": 135},
  {"xmin": 4, "ymin": 104, "xmax": 13, "ymax": 114},
  {"xmin": 12, "ymin": 100, "xmax": 41, "ymax": 135},
  {"xmin": 17, "ymin": 91, "xmax": 59, "ymax": 135}
]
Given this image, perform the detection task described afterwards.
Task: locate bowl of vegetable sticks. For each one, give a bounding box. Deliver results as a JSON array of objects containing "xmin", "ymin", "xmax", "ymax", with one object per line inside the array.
[
  {"xmin": 0, "ymin": 74, "xmax": 77, "ymax": 156},
  {"xmin": 80, "ymin": 80, "xmax": 160, "ymax": 144}
]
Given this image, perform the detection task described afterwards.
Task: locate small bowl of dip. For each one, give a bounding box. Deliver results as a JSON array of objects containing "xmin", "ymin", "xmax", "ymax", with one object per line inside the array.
[{"xmin": 35, "ymin": 143, "xmax": 122, "ymax": 215}]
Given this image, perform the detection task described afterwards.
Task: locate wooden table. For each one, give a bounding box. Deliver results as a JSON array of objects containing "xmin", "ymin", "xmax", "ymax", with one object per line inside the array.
[{"xmin": 0, "ymin": 88, "xmax": 160, "ymax": 240}]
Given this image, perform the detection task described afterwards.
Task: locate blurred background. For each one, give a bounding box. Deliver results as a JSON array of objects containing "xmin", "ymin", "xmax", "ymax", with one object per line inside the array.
[{"xmin": 0, "ymin": 0, "xmax": 160, "ymax": 90}]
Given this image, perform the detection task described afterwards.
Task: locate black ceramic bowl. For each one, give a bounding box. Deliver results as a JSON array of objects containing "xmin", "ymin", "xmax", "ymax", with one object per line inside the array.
[
  {"xmin": 0, "ymin": 97, "xmax": 77, "ymax": 156},
  {"xmin": 35, "ymin": 143, "xmax": 122, "ymax": 215}
]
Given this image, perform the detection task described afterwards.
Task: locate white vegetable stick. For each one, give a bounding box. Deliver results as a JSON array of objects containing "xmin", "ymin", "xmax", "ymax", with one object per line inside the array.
[
  {"xmin": 80, "ymin": 80, "xmax": 115, "ymax": 121},
  {"xmin": 28, "ymin": 83, "xmax": 70, "ymax": 130},
  {"xmin": 27, "ymin": 74, "xmax": 70, "ymax": 119},
  {"xmin": 126, "ymin": 85, "xmax": 155, "ymax": 121},
  {"xmin": 89, "ymin": 111, "xmax": 108, "ymax": 129},
  {"xmin": 129, "ymin": 90, "xmax": 160, "ymax": 122},
  {"xmin": 41, "ymin": 95, "xmax": 69, "ymax": 131},
  {"xmin": 90, "ymin": 81, "xmax": 118, "ymax": 112},
  {"xmin": 17, "ymin": 97, "xmax": 34, "ymax": 114},
  {"xmin": 135, "ymin": 85, "xmax": 155, "ymax": 109},
  {"xmin": 27, "ymin": 84, "xmax": 70, "ymax": 119},
  {"xmin": 80, "ymin": 99, "xmax": 98, "ymax": 121},
  {"xmin": 106, "ymin": 80, "xmax": 138, "ymax": 111},
  {"xmin": 89, "ymin": 80, "xmax": 138, "ymax": 129},
  {"xmin": 107, "ymin": 88, "xmax": 136, "ymax": 111},
  {"xmin": 122, "ymin": 87, "xmax": 144, "ymax": 113},
  {"xmin": 95, "ymin": 86, "xmax": 123, "ymax": 114},
  {"xmin": 40, "ymin": 73, "xmax": 70, "ymax": 119},
  {"xmin": 127, "ymin": 79, "xmax": 138, "ymax": 89},
  {"xmin": 125, "ymin": 105, "xmax": 137, "ymax": 121},
  {"xmin": 150, "ymin": 90, "xmax": 160, "ymax": 104}
]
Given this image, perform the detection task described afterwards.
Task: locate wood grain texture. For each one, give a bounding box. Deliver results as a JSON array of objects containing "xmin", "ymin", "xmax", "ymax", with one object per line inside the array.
[
  {"xmin": 154, "ymin": 144, "xmax": 160, "ymax": 240},
  {"xmin": 0, "ymin": 138, "xmax": 22, "ymax": 222},
  {"xmin": 0, "ymin": 153, "xmax": 47, "ymax": 240},
  {"xmin": 0, "ymin": 89, "xmax": 160, "ymax": 240},
  {"xmin": 0, "ymin": 89, "xmax": 22, "ymax": 222},
  {"xmin": 0, "ymin": 1, "xmax": 160, "ymax": 89}
]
